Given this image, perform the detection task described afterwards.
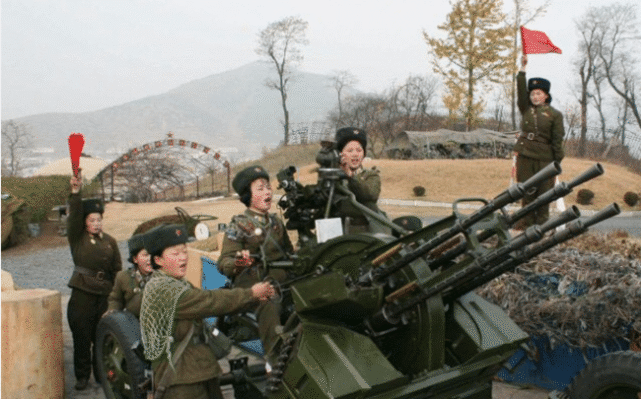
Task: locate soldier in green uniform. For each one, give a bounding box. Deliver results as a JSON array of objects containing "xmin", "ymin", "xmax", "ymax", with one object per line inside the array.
[
  {"xmin": 140, "ymin": 224, "xmax": 275, "ymax": 399},
  {"xmin": 218, "ymin": 165, "xmax": 293, "ymax": 361},
  {"xmin": 104, "ymin": 232, "xmax": 153, "ymax": 318},
  {"xmin": 513, "ymin": 54, "xmax": 565, "ymax": 229},
  {"xmin": 67, "ymin": 171, "xmax": 122, "ymax": 390},
  {"xmin": 334, "ymin": 127, "xmax": 384, "ymax": 233}
]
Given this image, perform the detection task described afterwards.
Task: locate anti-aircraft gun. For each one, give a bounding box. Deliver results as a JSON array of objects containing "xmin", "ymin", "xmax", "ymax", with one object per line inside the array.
[{"xmin": 220, "ymin": 150, "xmax": 622, "ymax": 399}]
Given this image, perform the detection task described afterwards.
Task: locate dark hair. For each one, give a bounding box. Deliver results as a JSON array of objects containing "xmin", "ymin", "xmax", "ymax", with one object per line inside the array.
[
  {"xmin": 240, "ymin": 190, "xmax": 252, "ymax": 207},
  {"xmin": 150, "ymin": 249, "xmax": 164, "ymax": 269}
]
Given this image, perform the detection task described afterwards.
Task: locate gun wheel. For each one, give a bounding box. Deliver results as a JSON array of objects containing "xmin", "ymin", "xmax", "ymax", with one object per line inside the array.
[
  {"xmin": 566, "ymin": 350, "xmax": 641, "ymax": 399},
  {"xmin": 96, "ymin": 311, "xmax": 149, "ymax": 399}
]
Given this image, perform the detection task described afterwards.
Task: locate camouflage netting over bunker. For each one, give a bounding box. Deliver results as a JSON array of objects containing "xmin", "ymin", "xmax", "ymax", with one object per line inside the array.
[
  {"xmin": 477, "ymin": 231, "xmax": 641, "ymax": 350},
  {"xmin": 386, "ymin": 129, "xmax": 517, "ymax": 159}
]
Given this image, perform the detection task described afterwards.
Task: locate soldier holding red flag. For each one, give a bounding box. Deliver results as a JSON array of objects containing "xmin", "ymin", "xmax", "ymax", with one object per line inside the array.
[{"xmin": 513, "ymin": 53, "xmax": 566, "ymax": 229}]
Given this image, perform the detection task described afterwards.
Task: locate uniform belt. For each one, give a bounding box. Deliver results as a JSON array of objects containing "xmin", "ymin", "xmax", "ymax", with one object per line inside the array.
[
  {"xmin": 521, "ymin": 132, "xmax": 550, "ymax": 144},
  {"xmin": 74, "ymin": 266, "xmax": 107, "ymax": 280}
]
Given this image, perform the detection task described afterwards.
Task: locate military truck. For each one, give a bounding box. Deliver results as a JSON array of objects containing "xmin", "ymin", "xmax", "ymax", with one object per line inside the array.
[{"xmin": 96, "ymin": 143, "xmax": 639, "ymax": 399}]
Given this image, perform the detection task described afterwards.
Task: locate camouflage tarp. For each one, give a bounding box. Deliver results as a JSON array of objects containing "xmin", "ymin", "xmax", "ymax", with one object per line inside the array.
[{"xmin": 476, "ymin": 231, "xmax": 641, "ymax": 350}]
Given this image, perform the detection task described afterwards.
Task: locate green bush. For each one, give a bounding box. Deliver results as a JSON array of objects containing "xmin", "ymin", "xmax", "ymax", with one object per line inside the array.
[
  {"xmin": 576, "ymin": 188, "xmax": 595, "ymax": 205},
  {"xmin": 623, "ymin": 191, "xmax": 639, "ymax": 207},
  {"xmin": 413, "ymin": 185, "xmax": 426, "ymax": 197},
  {"xmin": 1, "ymin": 175, "xmax": 72, "ymax": 223}
]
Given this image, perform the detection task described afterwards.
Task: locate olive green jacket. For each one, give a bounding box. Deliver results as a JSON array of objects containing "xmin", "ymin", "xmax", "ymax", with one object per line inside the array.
[
  {"xmin": 218, "ymin": 209, "xmax": 293, "ymax": 280},
  {"xmin": 514, "ymin": 71, "xmax": 565, "ymax": 163},
  {"xmin": 107, "ymin": 268, "xmax": 151, "ymax": 317},
  {"xmin": 67, "ymin": 193, "xmax": 122, "ymax": 295},
  {"xmin": 150, "ymin": 275, "xmax": 256, "ymax": 387},
  {"xmin": 334, "ymin": 167, "xmax": 383, "ymax": 227}
]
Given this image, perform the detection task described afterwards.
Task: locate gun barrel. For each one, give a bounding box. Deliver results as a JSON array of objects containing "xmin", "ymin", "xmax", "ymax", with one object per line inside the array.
[
  {"xmin": 508, "ymin": 164, "xmax": 601, "ymax": 226},
  {"xmin": 442, "ymin": 203, "xmax": 620, "ymax": 302},
  {"xmin": 582, "ymin": 203, "xmax": 621, "ymax": 229},
  {"xmin": 363, "ymin": 162, "xmax": 562, "ymax": 285},
  {"xmin": 377, "ymin": 207, "xmax": 581, "ymax": 326},
  {"xmin": 566, "ymin": 163, "xmax": 604, "ymax": 189}
]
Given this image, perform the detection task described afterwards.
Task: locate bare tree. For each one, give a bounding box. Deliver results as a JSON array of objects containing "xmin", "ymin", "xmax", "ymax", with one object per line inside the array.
[
  {"xmin": 116, "ymin": 151, "xmax": 190, "ymax": 202},
  {"xmin": 256, "ymin": 16, "xmax": 309, "ymax": 146},
  {"xmin": 507, "ymin": 0, "xmax": 550, "ymax": 130},
  {"xmin": 329, "ymin": 70, "xmax": 358, "ymax": 127},
  {"xmin": 574, "ymin": 7, "xmax": 601, "ymax": 157},
  {"xmin": 562, "ymin": 103, "xmax": 582, "ymax": 142},
  {"xmin": 593, "ymin": 3, "xmax": 640, "ymax": 130},
  {"xmin": 590, "ymin": 66, "xmax": 608, "ymax": 142},
  {"xmin": 1, "ymin": 120, "xmax": 32, "ymax": 177},
  {"xmin": 391, "ymin": 75, "xmax": 439, "ymax": 130}
]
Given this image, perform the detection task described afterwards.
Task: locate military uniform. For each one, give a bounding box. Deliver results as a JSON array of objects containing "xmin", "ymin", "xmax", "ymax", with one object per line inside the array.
[
  {"xmin": 334, "ymin": 167, "xmax": 383, "ymax": 233},
  {"xmin": 513, "ymin": 71, "xmax": 565, "ymax": 228},
  {"xmin": 218, "ymin": 208, "xmax": 293, "ymax": 356},
  {"xmin": 66, "ymin": 193, "xmax": 122, "ymax": 384},
  {"xmin": 107, "ymin": 268, "xmax": 151, "ymax": 317},
  {"xmin": 142, "ymin": 270, "xmax": 257, "ymax": 399}
]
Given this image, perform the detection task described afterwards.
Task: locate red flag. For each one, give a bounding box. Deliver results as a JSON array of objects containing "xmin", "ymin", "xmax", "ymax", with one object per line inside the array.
[
  {"xmin": 68, "ymin": 133, "xmax": 85, "ymax": 177},
  {"xmin": 521, "ymin": 26, "xmax": 562, "ymax": 54}
]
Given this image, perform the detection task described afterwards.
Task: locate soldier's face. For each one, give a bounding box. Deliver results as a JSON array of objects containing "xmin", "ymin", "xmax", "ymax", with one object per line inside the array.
[
  {"xmin": 155, "ymin": 244, "xmax": 189, "ymax": 279},
  {"xmin": 530, "ymin": 89, "xmax": 548, "ymax": 106},
  {"xmin": 341, "ymin": 140, "xmax": 365, "ymax": 170},
  {"xmin": 134, "ymin": 249, "xmax": 153, "ymax": 275},
  {"xmin": 249, "ymin": 178, "xmax": 272, "ymax": 213},
  {"xmin": 85, "ymin": 213, "xmax": 102, "ymax": 235}
]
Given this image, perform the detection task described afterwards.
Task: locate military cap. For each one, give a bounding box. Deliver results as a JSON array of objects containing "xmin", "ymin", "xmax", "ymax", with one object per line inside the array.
[
  {"xmin": 82, "ymin": 198, "xmax": 104, "ymax": 219},
  {"xmin": 232, "ymin": 165, "xmax": 270, "ymax": 195},
  {"xmin": 144, "ymin": 223, "xmax": 188, "ymax": 257},
  {"xmin": 391, "ymin": 216, "xmax": 423, "ymax": 238},
  {"xmin": 127, "ymin": 233, "xmax": 146, "ymax": 264},
  {"xmin": 335, "ymin": 127, "xmax": 367, "ymax": 155},
  {"xmin": 528, "ymin": 77, "xmax": 551, "ymax": 94}
]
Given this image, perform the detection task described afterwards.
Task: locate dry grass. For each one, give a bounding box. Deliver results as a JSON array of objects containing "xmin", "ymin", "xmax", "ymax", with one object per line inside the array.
[{"xmin": 95, "ymin": 156, "xmax": 641, "ymax": 243}]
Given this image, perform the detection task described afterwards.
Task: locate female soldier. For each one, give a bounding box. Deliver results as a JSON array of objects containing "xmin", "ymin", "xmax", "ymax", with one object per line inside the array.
[
  {"xmin": 218, "ymin": 165, "xmax": 293, "ymax": 361},
  {"xmin": 334, "ymin": 126, "xmax": 384, "ymax": 233},
  {"xmin": 67, "ymin": 171, "xmax": 122, "ymax": 390},
  {"xmin": 140, "ymin": 224, "xmax": 274, "ymax": 399},
  {"xmin": 104, "ymin": 232, "xmax": 152, "ymax": 318},
  {"xmin": 513, "ymin": 54, "xmax": 565, "ymax": 229}
]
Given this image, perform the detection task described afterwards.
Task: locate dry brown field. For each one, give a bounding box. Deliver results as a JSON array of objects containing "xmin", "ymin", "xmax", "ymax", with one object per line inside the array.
[{"xmin": 98, "ymin": 156, "xmax": 640, "ymax": 242}]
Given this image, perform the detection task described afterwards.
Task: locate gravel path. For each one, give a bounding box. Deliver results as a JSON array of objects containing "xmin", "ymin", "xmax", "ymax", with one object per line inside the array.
[{"xmin": 2, "ymin": 241, "xmax": 129, "ymax": 294}]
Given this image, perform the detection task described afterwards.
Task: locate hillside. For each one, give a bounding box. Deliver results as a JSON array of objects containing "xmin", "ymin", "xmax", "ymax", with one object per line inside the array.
[
  {"xmin": 5, "ymin": 62, "xmax": 350, "ymax": 170},
  {"xmin": 99, "ymin": 156, "xmax": 640, "ymax": 242}
]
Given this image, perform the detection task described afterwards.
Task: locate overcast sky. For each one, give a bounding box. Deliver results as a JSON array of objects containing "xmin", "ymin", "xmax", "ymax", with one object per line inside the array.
[{"xmin": 1, "ymin": 0, "xmax": 623, "ymax": 120}]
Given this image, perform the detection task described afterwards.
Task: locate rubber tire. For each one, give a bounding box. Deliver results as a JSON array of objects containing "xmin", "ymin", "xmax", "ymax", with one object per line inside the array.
[
  {"xmin": 566, "ymin": 350, "xmax": 641, "ymax": 399},
  {"xmin": 96, "ymin": 311, "xmax": 148, "ymax": 399}
]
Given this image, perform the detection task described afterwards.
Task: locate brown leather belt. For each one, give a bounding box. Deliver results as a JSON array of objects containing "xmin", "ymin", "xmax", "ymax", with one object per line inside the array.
[
  {"xmin": 74, "ymin": 266, "xmax": 107, "ymax": 280},
  {"xmin": 521, "ymin": 132, "xmax": 549, "ymax": 144}
]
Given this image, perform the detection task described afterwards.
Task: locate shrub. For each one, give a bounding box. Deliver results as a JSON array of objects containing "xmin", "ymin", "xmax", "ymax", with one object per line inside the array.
[
  {"xmin": 413, "ymin": 186, "xmax": 426, "ymax": 197},
  {"xmin": 576, "ymin": 188, "xmax": 595, "ymax": 205},
  {"xmin": 1, "ymin": 175, "xmax": 71, "ymax": 223},
  {"xmin": 623, "ymin": 191, "xmax": 639, "ymax": 207}
]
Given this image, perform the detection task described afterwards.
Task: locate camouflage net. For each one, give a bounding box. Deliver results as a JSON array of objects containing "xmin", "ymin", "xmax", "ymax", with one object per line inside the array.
[
  {"xmin": 476, "ymin": 231, "xmax": 641, "ymax": 350},
  {"xmin": 140, "ymin": 271, "xmax": 191, "ymax": 366}
]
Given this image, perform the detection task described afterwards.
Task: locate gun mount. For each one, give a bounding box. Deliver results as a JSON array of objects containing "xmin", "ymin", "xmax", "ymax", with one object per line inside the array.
[{"xmin": 221, "ymin": 156, "xmax": 621, "ymax": 399}]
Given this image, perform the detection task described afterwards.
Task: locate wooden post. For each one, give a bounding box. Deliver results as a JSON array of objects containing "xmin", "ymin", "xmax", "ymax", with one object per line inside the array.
[{"xmin": 110, "ymin": 164, "xmax": 115, "ymax": 201}]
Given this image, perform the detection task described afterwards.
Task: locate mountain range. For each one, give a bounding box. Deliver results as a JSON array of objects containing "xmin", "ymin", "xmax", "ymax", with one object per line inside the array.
[{"xmin": 6, "ymin": 61, "xmax": 350, "ymax": 171}]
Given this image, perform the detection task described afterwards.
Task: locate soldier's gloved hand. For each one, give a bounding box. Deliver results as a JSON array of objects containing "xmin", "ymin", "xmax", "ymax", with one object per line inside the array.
[
  {"xmin": 251, "ymin": 282, "xmax": 275, "ymax": 302},
  {"xmin": 70, "ymin": 169, "xmax": 83, "ymax": 194}
]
